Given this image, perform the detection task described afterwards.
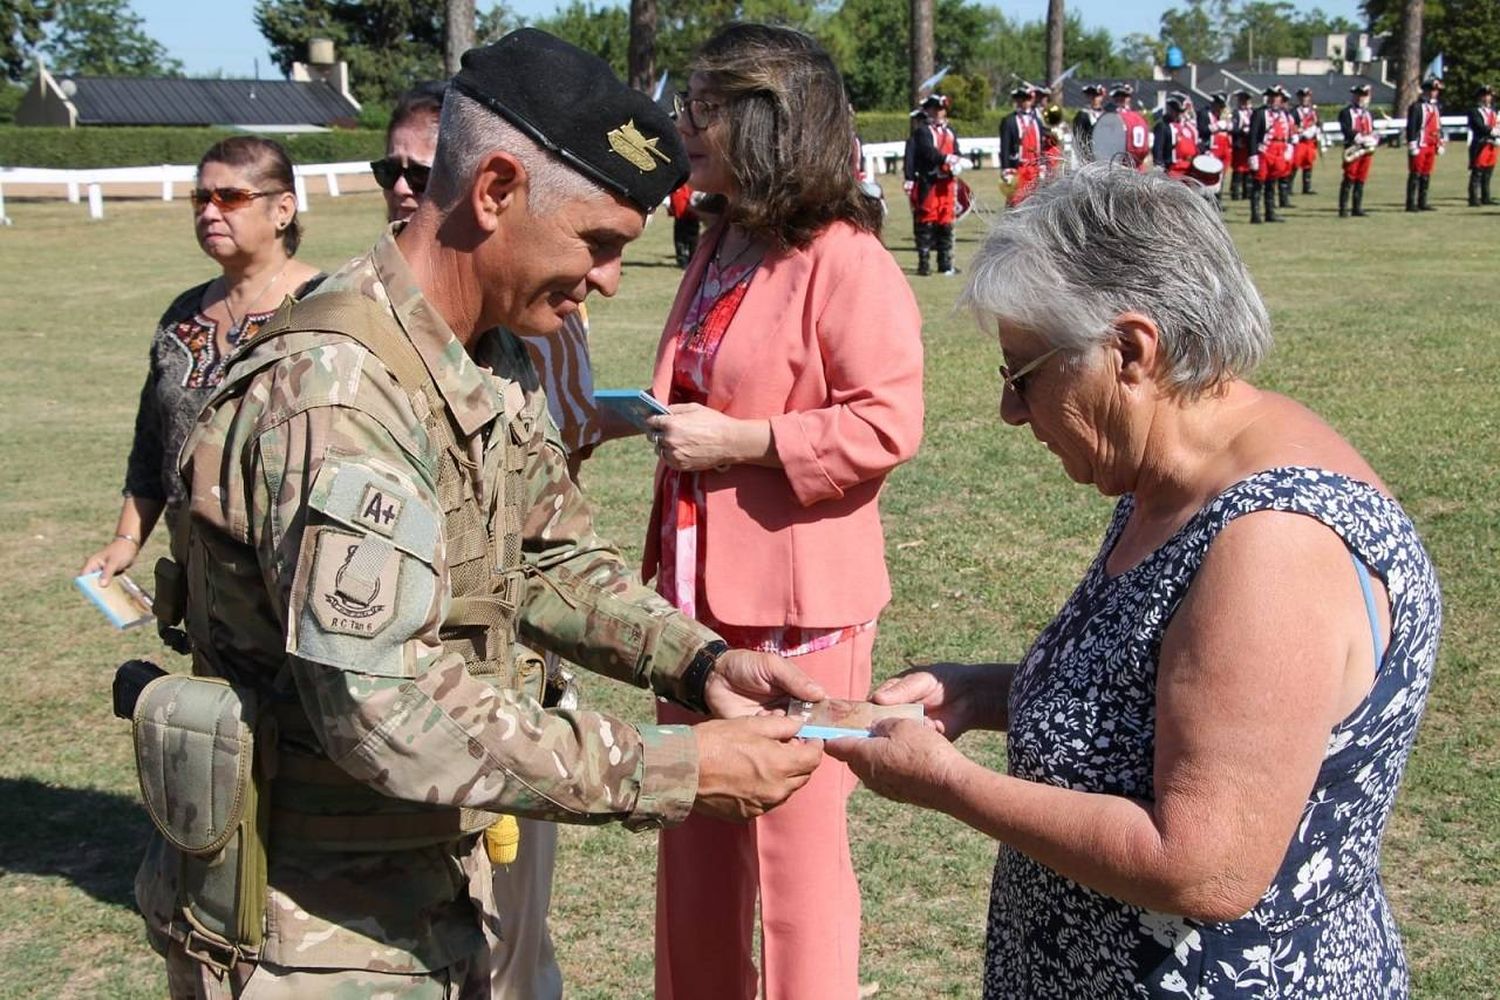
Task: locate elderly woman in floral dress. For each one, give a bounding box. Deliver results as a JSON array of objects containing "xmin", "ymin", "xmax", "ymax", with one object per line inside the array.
[{"xmin": 829, "ymin": 163, "xmax": 1440, "ymax": 1000}]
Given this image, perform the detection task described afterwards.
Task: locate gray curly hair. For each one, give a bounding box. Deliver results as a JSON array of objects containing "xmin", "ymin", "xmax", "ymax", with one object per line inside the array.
[{"xmin": 959, "ymin": 163, "xmax": 1272, "ymax": 397}]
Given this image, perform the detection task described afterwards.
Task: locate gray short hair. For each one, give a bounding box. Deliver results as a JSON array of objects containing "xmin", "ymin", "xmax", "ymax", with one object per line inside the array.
[
  {"xmin": 959, "ymin": 163, "xmax": 1272, "ymax": 397},
  {"xmin": 426, "ymin": 89, "xmax": 607, "ymax": 215}
]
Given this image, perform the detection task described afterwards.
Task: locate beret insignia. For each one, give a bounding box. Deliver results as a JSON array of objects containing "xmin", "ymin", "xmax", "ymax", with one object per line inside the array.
[{"xmin": 607, "ymin": 120, "xmax": 672, "ymax": 172}]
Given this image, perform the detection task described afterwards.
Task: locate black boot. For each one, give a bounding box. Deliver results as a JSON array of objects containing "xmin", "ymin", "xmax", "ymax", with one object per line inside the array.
[
  {"xmin": 1278, "ymin": 177, "xmax": 1292, "ymax": 207},
  {"xmin": 1484, "ymin": 168, "xmax": 1496, "ymax": 205},
  {"xmin": 1470, "ymin": 170, "xmax": 1483, "ymax": 207},
  {"xmin": 1230, "ymin": 172, "xmax": 1243, "ymax": 201},
  {"xmin": 915, "ymin": 223, "xmax": 932, "ymax": 276},
  {"xmin": 1249, "ymin": 179, "xmax": 1262, "ymax": 223},
  {"xmin": 1419, "ymin": 175, "xmax": 1436, "ymax": 210},
  {"xmin": 1352, "ymin": 182, "xmax": 1368, "ymax": 216},
  {"xmin": 1302, "ymin": 168, "xmax": 1315, "ymax": 195},
  {"xmin": 1265, "ymin": 180, "xmax": 1283, "ymax": 221},
  {"xmin": 1405, "ymin": 173, "xmax": 1420, "ymax": 211},
  {"xmin": 1338, "ymin": 179, "xmax": 1351, "ymax": 217},
  {"xmin": 936, "ymin": 224, "xmax": 956, "ymax": 275}
]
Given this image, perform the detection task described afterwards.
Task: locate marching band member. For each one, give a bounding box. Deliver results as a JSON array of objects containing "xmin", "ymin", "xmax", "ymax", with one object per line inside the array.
[
  {"xmin": 1107, "ymin": 83, "xmax": 1151, "ymax": 170},
  {"xmin": 1201, "ymin": 92, "xmax": 1233, "ymax": 205},
  {"xmin": 1272, "ymin": 86, "xmax": 1297, "ymax": 207},
  {"xmin": 1073, "ymin": 84, "xmax": 1106, "ymax": 159},
  {"xmin": 1468, "ymin": 83, "xmax": 1497, "ymax": 207},
  {"xmin": 1152, "ymin": 94, "xmax": 1196, "ymax": 180},
  {"xmin": 1229, "ymin": 89, "xmax": 1255, "ymax": 200},
  {"xmin": 1000, "ymin": 85, "xmax": 1043, "ymax": 205},
  {"xmin": 1175, "ymin": 92, "xmax": 1200, "ymax": 174},
  {"xmin": 1293, "ymin": 87, "xmax": 1321, "ymax": 195},
  {"xmin": 1406, "ymin": 76, "xmax": 1445, "ymax": 212},
  {"xmin": 910, "ymin": 93, "xmax": 961, "ymax": 275},
  {"xmin": 1339, "ymin": 82, "xmax": 1379, "ymax": 219},
  {"xmin": 1249, "ymin": 85, "xmax": 1292, "ymax": 223}
]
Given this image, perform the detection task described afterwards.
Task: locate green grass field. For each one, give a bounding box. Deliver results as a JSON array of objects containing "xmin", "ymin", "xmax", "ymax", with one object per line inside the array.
[{"xmin": 0, "ymin": 150, "xmax": 1495, "ymax": 998}]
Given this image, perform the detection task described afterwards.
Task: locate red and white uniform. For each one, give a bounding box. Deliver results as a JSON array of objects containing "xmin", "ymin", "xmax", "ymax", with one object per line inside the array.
[
  {"xmin": 1473, "ymin": 105, "xmax": 1499, "ymax": 170},
  {"xmin": 1230, "ymin": 105, "xmax": 1254, "ymax": 174},
  {"xmin": 1407, "ymin": 98, "xmax": 1444, "ymax": 177},
  {"xmin": 1342, "ymin": 103, "xmax": 1376, "ymax": 184},
  {"xmin": 1254, "ymin": 105, "xmax": 1293, "ymax": 182},
  {"xmin": 1171, "ymin": 118, "xmax": 1198, "ymax": 177},
  {"xmin": 999, "ymin": 109, "xmax": 1044, "ymax": 204},
  {"xmin": 913, "ymin": 121, "xmax": 957, "ymax": 223},
  {"xmin": 1120, "ymin": 107, "xmax": 1151, "ymax": 170},
  {"xmin": 1294, "ymin": 105, "xmax": 1321, "ymax": 171}
]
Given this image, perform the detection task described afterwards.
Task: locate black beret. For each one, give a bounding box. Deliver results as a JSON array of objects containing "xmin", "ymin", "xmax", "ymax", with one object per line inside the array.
[{"xmin": 451, "ymin": 28, "xmax": 687, "ymax": 212}]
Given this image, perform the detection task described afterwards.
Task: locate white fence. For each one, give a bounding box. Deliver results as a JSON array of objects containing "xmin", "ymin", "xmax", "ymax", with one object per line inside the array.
[
  {"xmin": 1, "ymin": 114, "xmax": 1477, "ymax": 223},
  {"xmin": 0, "ymin": 160, "xmax": 375, "ymax": 224}
]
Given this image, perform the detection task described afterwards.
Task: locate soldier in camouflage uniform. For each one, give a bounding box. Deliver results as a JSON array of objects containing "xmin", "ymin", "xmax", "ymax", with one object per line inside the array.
[{"xmin": 135, "ymin": 29, "xmax": 827, "ymax": 998}]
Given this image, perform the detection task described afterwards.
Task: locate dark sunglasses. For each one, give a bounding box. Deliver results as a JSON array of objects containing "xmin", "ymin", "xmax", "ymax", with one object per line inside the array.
[
  {"xmin": 370, "ymin": 157, "xmax": 431, "ymax": 195},
  {"xmin": 190, "ymin": 187, "xmax": 286, "ymax": 212}
]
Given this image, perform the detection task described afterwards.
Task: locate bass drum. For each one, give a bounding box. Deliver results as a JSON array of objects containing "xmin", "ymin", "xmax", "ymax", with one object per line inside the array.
[{"xmin": 1087, "ymin": 111, "xmax": 1129, "ymax": 166}]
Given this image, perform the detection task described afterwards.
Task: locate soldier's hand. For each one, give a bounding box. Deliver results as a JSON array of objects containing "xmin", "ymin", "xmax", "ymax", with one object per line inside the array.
[
  {"xmin": 692, "ymin": 716, "xmax": 824, "ymax": 821},
  {"xmin": 705, "ymin": 649, "xmax": 826, "ymax": 718}
]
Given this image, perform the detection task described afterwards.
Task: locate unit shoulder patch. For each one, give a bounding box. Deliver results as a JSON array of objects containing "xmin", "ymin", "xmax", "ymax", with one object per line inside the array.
[{"xmin": 310, "ymin": 528, "xmax": 400, "ymax": 637}]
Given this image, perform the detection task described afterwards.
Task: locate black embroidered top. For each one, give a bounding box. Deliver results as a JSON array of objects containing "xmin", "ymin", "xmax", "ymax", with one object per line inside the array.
[{"xmin": 123, "ymin": 275, "xmax": 324, "ymax": 504}]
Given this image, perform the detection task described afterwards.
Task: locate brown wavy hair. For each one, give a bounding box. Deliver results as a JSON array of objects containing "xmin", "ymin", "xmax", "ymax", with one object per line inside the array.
[{"xmin": 691, "ymin": 23, "xmax": 881, "ymax": 250}]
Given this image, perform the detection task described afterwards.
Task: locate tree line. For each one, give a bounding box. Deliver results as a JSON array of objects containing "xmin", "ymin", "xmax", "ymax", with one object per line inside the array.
[{"xmin": 4, "ymin": 0, "xmax": 1497, "ymax": 120}]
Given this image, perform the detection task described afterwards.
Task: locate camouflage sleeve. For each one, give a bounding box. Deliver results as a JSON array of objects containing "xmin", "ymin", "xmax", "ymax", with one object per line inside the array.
[
  {"xmin": 245, "ymin": 354, "xmax": 696, "ymax": 829},
  {"xmin": 510, "ymin": 400, "xmax": 722, "ymax": 707}
]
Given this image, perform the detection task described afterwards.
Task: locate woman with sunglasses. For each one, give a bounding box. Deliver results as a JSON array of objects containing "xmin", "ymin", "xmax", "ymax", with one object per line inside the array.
[
  {"xmin": 645, "ymin": 23, "xmax": 924, "ymax": 1000},
  {"xmin": 373, "ymin": 81, "xmax": 444, "ymax": 222},
  {"xmin": 827, "ymin": 164, "xmax": 1440, "ymax": 999},
  {"xmin": 81, "ymin": 136, "xmax": 322, "ymax": 584}
]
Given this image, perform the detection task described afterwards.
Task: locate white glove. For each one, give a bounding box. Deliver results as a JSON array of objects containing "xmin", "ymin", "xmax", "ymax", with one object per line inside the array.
[
  {"xmin": 1249, "ymin": 155, "xmax": 1260, "ymax": 172},
  {"xmin": 1001, "ymin": 169, "xmax": 1016, "ymax": 184},
  {"xmin": 1283, "ymin": 145, "xmax": 1294, "ymax": 162},
  {"xmin": 902, "ymin": 180, "xmax": 914, "ymax": 194},
  {"xmin": 1409, "ymin": 141, "xmax": 1420, "ymax": 156}
]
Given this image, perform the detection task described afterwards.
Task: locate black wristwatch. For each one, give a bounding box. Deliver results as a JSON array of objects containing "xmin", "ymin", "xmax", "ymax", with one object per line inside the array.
[{"xmin": 679, "ymin": 640, "xmax": 728, "ymax": 715}]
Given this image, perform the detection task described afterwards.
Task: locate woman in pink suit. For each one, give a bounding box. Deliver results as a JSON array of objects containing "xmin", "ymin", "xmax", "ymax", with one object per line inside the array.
[{"xmin": 644, "ymin": 22, "xmax": 925, "ymax": 1000}]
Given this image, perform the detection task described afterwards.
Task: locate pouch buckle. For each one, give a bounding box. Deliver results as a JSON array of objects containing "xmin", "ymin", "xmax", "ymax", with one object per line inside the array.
[{"xmin": 181, "ymin": 926, "xmax": 241, "ymax": 976}]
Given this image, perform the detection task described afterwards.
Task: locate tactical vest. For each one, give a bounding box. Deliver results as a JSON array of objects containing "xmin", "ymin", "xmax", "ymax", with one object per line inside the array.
[{"xmin": 150, "ymin": 289, "xmax": 539, "ymax": 888}]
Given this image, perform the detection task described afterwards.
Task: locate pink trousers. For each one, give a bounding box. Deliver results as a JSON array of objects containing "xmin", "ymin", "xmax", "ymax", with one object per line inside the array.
[{"xmin": 654, "ymin": 628, "xmax": 875, "ymax": 1000}]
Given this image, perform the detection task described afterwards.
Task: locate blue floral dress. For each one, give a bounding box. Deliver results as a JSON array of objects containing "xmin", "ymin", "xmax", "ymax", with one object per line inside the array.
[{"xmin": 984, "ymin": 467, "xmax": 1441, "ymax": 999}]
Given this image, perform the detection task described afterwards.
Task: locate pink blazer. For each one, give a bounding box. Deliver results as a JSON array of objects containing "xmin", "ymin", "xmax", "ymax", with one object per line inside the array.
[{"xmin": 643, "ymin": 220, "xmax": 925, "ymax": 627}]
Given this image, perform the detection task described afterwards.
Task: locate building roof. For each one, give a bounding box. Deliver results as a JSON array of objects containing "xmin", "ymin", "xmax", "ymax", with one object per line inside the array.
[
  {"xmin": 57, "ymin": 76, "xmax": 360, "ymax": 128},
  {"xmin": 1193, "ymin": 68, "xmax": 1396, "ymax": 107}
]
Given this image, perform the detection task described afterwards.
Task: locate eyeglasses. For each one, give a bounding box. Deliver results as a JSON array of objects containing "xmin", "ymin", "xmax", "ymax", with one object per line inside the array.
[
  {"xmin": 998, "ymin": 347, "xmax": 1061, "ymax": 399},
  {"xmin": 673, "ymin": 92, "xmax": 723, "ymax": 131},
  {"xmin": 190, "ymin": 187, "xmax": 286, "ymax": 212},
  {"xmin": 370, "ymin": 157, "xmax": 431, "ymax": 196}
]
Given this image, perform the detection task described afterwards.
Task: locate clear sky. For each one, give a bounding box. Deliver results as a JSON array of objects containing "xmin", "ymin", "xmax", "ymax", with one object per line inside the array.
[{"xmin": 132, "ymin": 0, "xmax": 1369, "ymax": 79}]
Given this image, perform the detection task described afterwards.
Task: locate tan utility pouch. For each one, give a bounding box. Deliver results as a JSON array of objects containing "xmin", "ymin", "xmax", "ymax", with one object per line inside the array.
[{"xmin": 133, "ymin": 674, "xmax": 269, "ymax": 964}]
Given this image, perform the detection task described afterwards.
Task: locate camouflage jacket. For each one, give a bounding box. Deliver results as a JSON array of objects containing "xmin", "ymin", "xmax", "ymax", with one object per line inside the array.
[{"xmin": 159, "ymin": 224, "xmax": 717, "ymax": 972}]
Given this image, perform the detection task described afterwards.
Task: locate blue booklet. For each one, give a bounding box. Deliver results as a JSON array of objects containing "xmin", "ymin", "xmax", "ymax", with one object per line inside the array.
[
  {"xmin": 74, "ymin": 571, "xmax": 154, "ymax": 629},
  {"xmin": 594, "ymin": 388, "xmax": 669, "ymax": 433}
]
